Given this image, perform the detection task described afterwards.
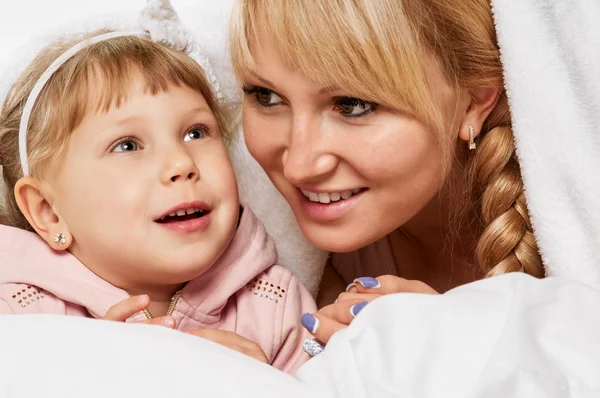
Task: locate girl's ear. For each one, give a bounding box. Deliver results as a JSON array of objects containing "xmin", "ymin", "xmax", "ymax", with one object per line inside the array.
[
  {"xmin": 458, "ymin": 84, "xmax": 502, "ymax": 143},
  {"xmin": 14, "ymin": 177, "xmax": 72, "ymax": 250}
]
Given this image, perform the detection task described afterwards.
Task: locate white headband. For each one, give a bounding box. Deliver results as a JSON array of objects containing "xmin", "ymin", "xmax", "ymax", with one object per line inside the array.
[
  {"xmin": 16, "ymin": 0, "xmax": 223, "ymax": 177},
  {"xmin": 18, "ymin": 31, "xmax": 147, "ymax": 176}
]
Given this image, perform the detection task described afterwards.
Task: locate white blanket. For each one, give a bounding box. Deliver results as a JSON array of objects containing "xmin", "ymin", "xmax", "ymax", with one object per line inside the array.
[{"xmin": 1, "ymin": 274, "xmax": 599, "ymax": 397}]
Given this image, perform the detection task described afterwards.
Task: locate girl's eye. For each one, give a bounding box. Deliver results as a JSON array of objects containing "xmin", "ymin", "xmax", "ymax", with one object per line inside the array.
[
  {"xmin": 184, "ymin": 128, "xmax": 206, "ymax": 142},
  {"xmin": 111, "ymin": 139, "xmax": 140, "ymax": 153},
  {"xmin": 242, "ymin": 86, "xmax": 283, "ymax": 107},
  {"xmin": 333, "ymin": 97, "xmax": 379, "ymax": 118}
]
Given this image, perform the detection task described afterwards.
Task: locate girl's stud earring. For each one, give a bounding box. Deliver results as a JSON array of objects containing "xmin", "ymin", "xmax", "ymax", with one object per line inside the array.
[
  {"xmin": 468, "ymin": 125, "xmax": 477, "ymax": 150},
  {"xmin": 53, "ymin": 233, "xmax": 67, "ymax": 246}
]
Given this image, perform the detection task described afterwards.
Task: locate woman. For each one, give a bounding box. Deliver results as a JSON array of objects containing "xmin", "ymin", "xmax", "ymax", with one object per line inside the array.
[{"xmin": 229, "ymin": 0, "xmax": 543, "ymax": 342}]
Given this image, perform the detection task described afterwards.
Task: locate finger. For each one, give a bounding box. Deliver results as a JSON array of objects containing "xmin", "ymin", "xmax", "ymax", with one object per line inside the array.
[
  {"xmin": 335, "ymin": 292, "xmax": 382, "ymax": 303},
  {"xmin": 104, "ymin": 295, "xmax": 150, "ymax": 321},
  {"xmin": 301, "ymin": 312, "xmax": 346, "ymax": 344},
  {"xmin": 137, "ymin": 316, "xmax": 176, "ymax": 328},
  {"xmin": 318, "ymin": 299, "xmax": 371, "ymax": 326},
  {"xmin": 347, "ymin": 275, "xmax": 438, "ymax": 295}
]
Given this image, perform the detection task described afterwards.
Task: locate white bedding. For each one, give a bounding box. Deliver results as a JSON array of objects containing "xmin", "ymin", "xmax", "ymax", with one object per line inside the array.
[{"xmin": 1, "ymin": 274, "xmax": 599, "ymax": 397}]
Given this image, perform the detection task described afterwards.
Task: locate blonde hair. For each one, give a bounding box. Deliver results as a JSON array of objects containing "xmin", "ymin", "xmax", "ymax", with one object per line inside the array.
[
  {"xmin": 0, "ymin": 31, "xmax": 230, "ymax": 231},
  {"xmin": 230, "ymin": 0, "xmax": 544, "ymax": 278}
]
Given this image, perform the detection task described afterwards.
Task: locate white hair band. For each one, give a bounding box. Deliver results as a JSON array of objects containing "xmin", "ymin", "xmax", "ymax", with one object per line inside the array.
[{"xmin": 18, "ymin": 30, "xmax": 148, "ymax": 177}]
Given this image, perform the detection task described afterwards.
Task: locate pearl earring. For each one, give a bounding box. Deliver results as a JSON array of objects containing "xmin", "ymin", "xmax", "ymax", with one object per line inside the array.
[{"xmin": 468, "ymin": 125, "xmax": 477, "ymax": 150}]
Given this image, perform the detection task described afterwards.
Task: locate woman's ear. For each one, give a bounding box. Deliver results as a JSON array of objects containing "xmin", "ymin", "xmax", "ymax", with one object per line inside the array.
[
  {"xmin": 14, "ymin": 176, "xmax": 72, "ymax": 250},
  {"xmin": 458, "ymin": 84, "xmax": 502, "ymax": 143}
]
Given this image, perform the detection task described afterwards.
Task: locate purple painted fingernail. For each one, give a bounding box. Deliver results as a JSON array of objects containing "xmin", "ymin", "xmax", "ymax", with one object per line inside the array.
[
  {"xmin": 353, "ymin": 277, "xmax": 381, "ymax": 289},
  {"xmin": 350, "ymin": 301, "xmax": 369, "ymax": 318},
  {"xmin": 345, "ymin": 283, "xmax": 356, "ymax": 292},
  {"xmin": 301, "ymin": 313, "xmax": 320, "ymax": 334}
]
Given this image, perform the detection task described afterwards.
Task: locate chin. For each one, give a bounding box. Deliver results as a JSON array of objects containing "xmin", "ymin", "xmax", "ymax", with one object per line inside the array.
[{"xmin": 298, "ymin": 222, "xmax": 378, "ymax": 253}]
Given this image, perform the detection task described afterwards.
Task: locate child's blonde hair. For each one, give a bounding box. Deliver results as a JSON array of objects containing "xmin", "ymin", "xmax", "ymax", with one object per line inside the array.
[
  {"xmin": 229, "ymin": 0, "xmax": 543, "ymax": 278},
  {"xmin": 0, "ymin": 30, "xmax": 230, "ymax": 231}
]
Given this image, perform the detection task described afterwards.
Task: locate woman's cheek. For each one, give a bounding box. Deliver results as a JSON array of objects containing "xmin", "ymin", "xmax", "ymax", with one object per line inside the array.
[{"xmin": 243, "ymin": 112, "xmax": 285, "ymax": 168}]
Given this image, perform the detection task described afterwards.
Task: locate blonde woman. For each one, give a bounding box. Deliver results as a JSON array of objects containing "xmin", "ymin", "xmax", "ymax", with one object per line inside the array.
[{"xmin": 230, "ymin": 0, "xmax": 544, "ymax": 344}]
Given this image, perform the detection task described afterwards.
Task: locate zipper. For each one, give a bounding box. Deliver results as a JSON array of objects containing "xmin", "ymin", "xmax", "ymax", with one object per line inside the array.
[{"xmin": 142, "ymin": 291, "xmax": 182, "ymax": 320}]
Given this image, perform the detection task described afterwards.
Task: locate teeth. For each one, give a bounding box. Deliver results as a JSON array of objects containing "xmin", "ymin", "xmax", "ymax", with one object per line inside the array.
[
  {"xmin": 318, "ymin": 193, "xmax": 330, "ymax": 204},
  {"xmin": 301, "ymin": 188, "xmax": 362, "ymax": 203},
  {"xmin": 159, "ymin": 207, "xmax": 205, "ymax": 222},
  {"xmin": 341, "ymin": 191, "xmax": 352, "ymax": 200}
]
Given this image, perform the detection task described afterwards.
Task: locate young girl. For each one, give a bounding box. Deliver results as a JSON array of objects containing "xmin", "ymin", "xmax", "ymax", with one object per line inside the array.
[{"xmin": 0, "ymin": 29, "xmax": 316, "ymax": 374}]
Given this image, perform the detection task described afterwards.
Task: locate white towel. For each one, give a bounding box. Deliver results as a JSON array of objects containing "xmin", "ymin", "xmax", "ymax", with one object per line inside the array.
[{"xmin": 492, "ymin": 0, "xmax": 600, "ymax": 287}]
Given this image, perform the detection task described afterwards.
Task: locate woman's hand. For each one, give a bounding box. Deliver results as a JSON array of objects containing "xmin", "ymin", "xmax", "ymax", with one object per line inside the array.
[
  {"xmin": 301, "ymin": 275, "xmax": 439, "ymax": 344},
  {"xmin": 186, "ymin": 329, "xmax": 269, "ymax": 364},
  {"xmin": 103, "ymin": 295, "xmax": 176, "ymax": 328}
]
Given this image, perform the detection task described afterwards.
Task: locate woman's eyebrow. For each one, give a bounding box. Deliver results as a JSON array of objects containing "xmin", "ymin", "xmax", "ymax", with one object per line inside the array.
[
  {"xmin": 319, "ymin": 85, "xmax": 341, "ymax": 94},
  {"xmin": 249, "ymin": 71, "xmax": 340, "ymax": 94},
  {"xmin": 249, "ymin": 71, "xmax": 274, "ymax": 87}
]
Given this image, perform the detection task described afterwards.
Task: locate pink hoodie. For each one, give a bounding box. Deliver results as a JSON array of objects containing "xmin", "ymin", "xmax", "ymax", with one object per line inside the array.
[{"xmin": 0, "ymin": 208, "xmax": 316, "ymax": 374}]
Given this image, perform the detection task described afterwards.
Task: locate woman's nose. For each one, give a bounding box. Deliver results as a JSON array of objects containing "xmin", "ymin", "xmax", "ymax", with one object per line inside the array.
[{"xmin": 281, "ymin": 116, "xmax": 338, "ymax": 185}]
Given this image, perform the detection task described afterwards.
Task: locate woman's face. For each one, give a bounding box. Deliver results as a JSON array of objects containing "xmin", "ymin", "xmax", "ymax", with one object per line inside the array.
[{"xmin": 241, "ymin": 39, "xmax": 469, "ymax": 252}]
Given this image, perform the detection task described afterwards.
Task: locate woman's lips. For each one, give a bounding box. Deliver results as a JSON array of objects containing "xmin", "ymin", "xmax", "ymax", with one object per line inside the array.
[{"xmin": 297, "ymin": 188, "xmax": 366, "ymax": 221}]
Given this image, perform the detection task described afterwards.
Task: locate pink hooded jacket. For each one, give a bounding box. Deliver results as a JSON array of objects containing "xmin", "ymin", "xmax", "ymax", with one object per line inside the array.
[{"xmin": 0, "ymin": 208, "xmax": 316, "ymax": 374}]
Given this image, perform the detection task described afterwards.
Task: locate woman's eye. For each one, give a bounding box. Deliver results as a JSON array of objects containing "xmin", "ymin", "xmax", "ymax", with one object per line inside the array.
[
  {"xmin": 184, "ymin": 128, "xmax": 206, "ymax": 142},
  {"xmin": 333, "ymin": 97, "xmax": 378, "ymax": 118},
  {"xmin": 242, "ymin": 86, "xmax": 283, "ymax": 107},
  {"xmin": 111, "ymin": 140, "xmax": 140, "ymax": 153}
]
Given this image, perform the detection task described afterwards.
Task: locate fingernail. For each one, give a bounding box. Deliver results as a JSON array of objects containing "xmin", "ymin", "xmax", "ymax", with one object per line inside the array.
[
  {"xmin": 301, "ymin": 313, "xmax": 320, "ymax": 334},
  {"xmin": 302, "ymin": 339, "xmax": 325, "ymax": 357},
  {"xmin": 345, "ymin": 283, "xmax": 356, "ymax": 292},
  {"xmin": 161, "ymin": 317, "xmax": 175, "ymax": 327},
  {"xmin": 350, "ymin": 301, "xmax": 369, "ymax": 318},
  {"xmin": 353, "ymin": 277, "xmax": 381, "ymax": 289}
]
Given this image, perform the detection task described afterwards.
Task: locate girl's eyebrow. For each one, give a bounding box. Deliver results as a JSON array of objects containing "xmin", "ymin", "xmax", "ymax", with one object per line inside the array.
[
  {"xmin": 184, "ymin": 106, "xmax": 214, "ymax": 117},
  {"xmin": 113, "ymin": 115, "xmax": 143, "ymax": 126}
]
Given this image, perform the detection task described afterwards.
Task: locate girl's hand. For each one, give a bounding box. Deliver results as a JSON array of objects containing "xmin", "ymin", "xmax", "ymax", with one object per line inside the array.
[
  {"xmin": 301, "ymin": 276, "xmax": 438, "ymax": 344},
  {"xmin": 186, "ymin": 329, "xmax": 269, "ymax": 364},
  {"xmin": 103, "ymin": 295, "xmax": 176, "ymax": 328}
]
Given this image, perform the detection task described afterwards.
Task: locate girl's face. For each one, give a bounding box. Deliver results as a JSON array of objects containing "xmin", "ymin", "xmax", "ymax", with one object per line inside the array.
[
  {"xmin": 241, "ymin": 39, "xmax": 469, "ymax": 252},
  {"xmin": 45, "ymin": 75, "xmax": 239, "ymax": 290}
]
